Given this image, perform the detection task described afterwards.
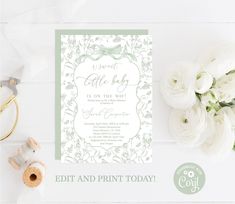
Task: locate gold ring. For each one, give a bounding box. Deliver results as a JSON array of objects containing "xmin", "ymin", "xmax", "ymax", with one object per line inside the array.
[{"xmin": 0, "ymin": 95, "xmax": 19, "ymax": 141}]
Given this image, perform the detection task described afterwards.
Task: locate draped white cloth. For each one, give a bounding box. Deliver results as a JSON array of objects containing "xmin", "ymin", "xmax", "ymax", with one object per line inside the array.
[
  {"xmin": 0, "ymin": 0, "xmax": 87, "ymax": 81},
  {"xmin": 0, "ymin": 30, "xmax": 24, "ymax": 80}
]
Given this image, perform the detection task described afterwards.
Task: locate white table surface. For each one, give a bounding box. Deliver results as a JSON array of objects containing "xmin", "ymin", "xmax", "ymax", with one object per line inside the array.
[{"xmin": 1, "ymin": 0, "xmax": 235, "ymax": 203}]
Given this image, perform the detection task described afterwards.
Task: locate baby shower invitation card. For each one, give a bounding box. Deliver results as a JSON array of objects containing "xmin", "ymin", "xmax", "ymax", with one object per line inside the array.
[
  {"xmin": 3, "ymin": 1, "xmax": 235, "ymax": 203},
  {"xmin": 55, "ymin": 30, "xmax": 152, "ymax": 163}
]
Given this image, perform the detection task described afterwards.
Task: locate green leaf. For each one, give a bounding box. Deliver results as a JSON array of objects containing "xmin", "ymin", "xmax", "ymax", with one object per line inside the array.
[
  {"xmin": 219, "ymin": 98, "xmax": 235, "ymax": 107},
  {"xmin": 210, "ymin": 91, "xmax": 216, "ymax": 99},
  {"xmin": 206, "ymin": 101, "xmax": 222, "ymax": 112},
  {"xmin": 226, "ymin": 69, "xmax": 235, "ymax": 75},
  {"xmin": 211, "ymin": 77, "xmax": 216, "ymax": 87},
  {"xmin": 196, "ymin": 93, "xmax": 202, "ymax": 101}
]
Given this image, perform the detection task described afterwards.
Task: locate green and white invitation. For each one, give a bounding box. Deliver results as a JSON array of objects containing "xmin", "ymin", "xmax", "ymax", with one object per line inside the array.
[{"xmin": 55, "ymin": 30, "xmax": 152, "ymax": 163}]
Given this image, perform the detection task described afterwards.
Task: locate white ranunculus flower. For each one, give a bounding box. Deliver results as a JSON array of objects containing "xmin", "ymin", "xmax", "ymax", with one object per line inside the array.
[
  {"xmin": 214, "ymin": 72, "xmax": 235, "ymax": 103},
  {"xmin": 201, "ymin": 110, "xmax": 234, "ymax": 160},
  {"xmin": 160, "ymin": 62, "xmax": 197, "ymax": 109},
  {"xmin": 201, "ymin": 44, "xmax": 235, "ymax": 79},
  {"xmin": 194, "ymin": 71, "xmax": 214, "ymax": 94},
  {"xmin": 169, "ymin": 103, "xmax": 208, "ymax": 147}
]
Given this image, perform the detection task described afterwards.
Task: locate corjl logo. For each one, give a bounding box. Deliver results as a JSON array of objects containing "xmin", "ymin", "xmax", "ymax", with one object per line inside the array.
[{"xmin": 174, "ymin": 163, "xmax": 205, "ymax": 194}]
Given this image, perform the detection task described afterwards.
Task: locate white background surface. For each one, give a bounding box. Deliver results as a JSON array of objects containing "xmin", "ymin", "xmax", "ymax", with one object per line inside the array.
[{"xmin": 1, "ymin": 0, "xmax": 235, "ymax": 203}]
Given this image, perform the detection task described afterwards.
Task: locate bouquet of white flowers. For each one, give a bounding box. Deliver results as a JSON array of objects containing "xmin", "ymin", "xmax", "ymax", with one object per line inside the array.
[{"xmin": 161, "ymin": 45, "xmax": 235, "ymax": 160}]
